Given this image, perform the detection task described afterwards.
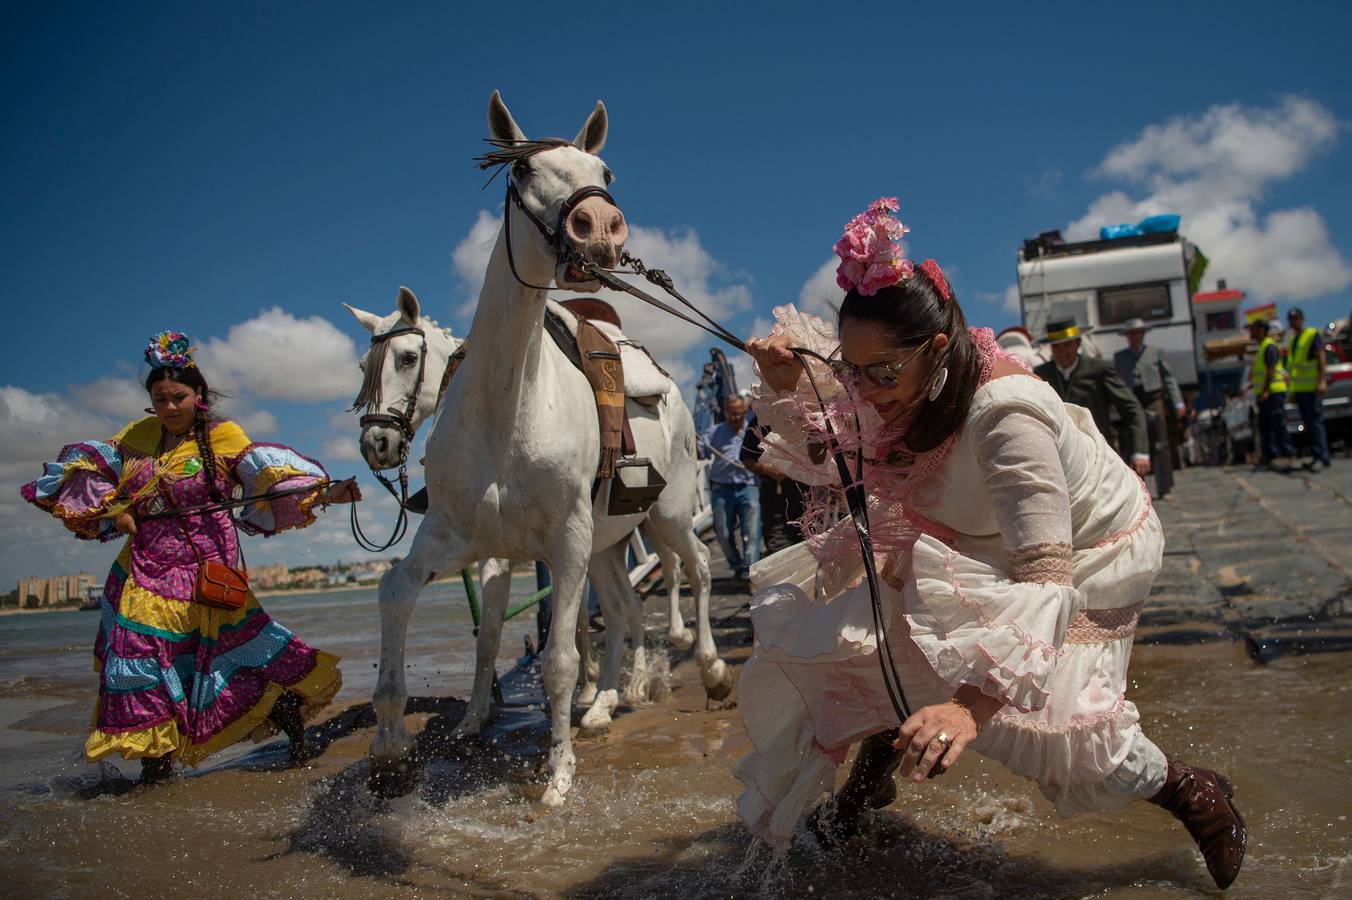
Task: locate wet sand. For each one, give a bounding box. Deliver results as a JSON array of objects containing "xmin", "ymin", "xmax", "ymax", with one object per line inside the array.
[{"xmin": 3, "ymin": 629, "xmax": 1350, "ymax": 898}]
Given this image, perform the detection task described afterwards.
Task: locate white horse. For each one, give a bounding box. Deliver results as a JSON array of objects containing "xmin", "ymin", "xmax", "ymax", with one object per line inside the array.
[
  {"xmin": 345, "ymin": 288, "xmax": 712, "ymax": 733},
  {"xmin": 364, "ymin": 92, "xmax": 728, "ymax": 805}
]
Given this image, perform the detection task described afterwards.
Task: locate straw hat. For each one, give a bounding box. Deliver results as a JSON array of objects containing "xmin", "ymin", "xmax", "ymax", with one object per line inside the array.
[{"xmin": 1039, "ymin": 316, "xmax": 1094, "ymax": 345}]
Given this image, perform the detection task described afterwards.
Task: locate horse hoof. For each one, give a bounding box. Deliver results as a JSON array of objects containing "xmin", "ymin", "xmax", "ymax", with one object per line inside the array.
[
  {"xmin": 540, "ymin": 785, "xmax": 568, "ymax": 807},
  {"xmin": 704, "ymin": 664, "xmax": 735, "ymax": 703},
  {"xmin": 669, "ymin": 630, "xmax": 695, "ymax": 652},
  {"xmin": 368, "ymin": 753, "xmax": 422, "ymax": 799}
]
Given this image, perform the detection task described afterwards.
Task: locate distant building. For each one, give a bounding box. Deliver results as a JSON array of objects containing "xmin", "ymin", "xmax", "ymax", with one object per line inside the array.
[
  {"xmin": 1193, "ymin": 280, "xmax": 1248, "ymax": 409},
  {"xmin": 17, "ymin": 573, "xmax": 98, "ymax": 609},
  {"xmin": 249, "ymin": 563, "xmax": 292, "ymax": 590}
]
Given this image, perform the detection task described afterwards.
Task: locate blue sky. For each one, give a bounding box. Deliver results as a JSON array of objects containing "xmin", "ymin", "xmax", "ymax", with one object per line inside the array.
[{"xmin": 4, "ymin": 2, "xmax": 1351, "ymax": 587}]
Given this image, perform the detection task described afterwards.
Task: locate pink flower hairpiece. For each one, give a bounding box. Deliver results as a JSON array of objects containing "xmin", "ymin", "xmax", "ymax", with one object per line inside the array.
[
  {"xmin": 145, "ymin": 330, "xmax": 196, "ymax": 369},
  {"xmin": 834, "ymin": 197, "xmax": 912, "ymax": 296},
  {"xmin": 833, "ymin": 197, "xmax": 953, "ymax": 302}
]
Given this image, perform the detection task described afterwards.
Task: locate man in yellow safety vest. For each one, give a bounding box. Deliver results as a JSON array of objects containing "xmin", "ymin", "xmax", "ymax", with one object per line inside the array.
[
  {"xmin": 1249, "ymin": 318, "xmax": 1294, "ymax": 470},
  {"xmin": 1286, "ymin": 307, "xmax": 1332, "ymax": 470}
]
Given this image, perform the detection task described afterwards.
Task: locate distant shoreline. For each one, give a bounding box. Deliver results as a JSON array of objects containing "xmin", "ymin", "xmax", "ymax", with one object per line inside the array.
[
  {"xmin": 0, "ymin": 604, "xmax": 86, "ymax": 618},
  {"xmin": 0, "ymin": 571, "xmax": 542, "ymax": 611}
]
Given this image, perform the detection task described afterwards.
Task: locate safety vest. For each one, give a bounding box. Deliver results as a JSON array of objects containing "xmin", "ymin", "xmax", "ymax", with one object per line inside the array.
[
  {"xmin": 1251, "ymin": 336, "xmax": 1288, "ymax": 395},
  {"xmin": 1288, "ymin": 326, "xmax": 1321, "ymax": 393}
]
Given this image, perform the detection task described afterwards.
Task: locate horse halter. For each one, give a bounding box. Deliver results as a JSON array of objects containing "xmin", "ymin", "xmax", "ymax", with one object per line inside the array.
[
  {"xmin": 503, "ymin": 179, "xmax": 619, "ymax": 291},
  {"xmin": 352, "ymin": 325, "xmax": 428, "ymax": 452}
]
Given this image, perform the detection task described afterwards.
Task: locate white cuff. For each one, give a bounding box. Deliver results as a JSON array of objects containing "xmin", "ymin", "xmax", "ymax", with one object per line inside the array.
[{"xmin": 1131, "ymin": 453, "xmax": 1150, "ymax": 463}]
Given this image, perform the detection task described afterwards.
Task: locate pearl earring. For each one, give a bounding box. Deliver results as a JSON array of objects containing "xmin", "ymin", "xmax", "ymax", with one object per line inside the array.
[{"xmin": 927, "ymin": 367, "xmax": 948, "ymax": 401}]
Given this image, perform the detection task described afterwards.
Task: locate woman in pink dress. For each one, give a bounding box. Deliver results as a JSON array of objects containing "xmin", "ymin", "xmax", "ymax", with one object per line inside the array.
[
  {"xmin": 21, "ymin": 332, "xmax": 360, "ymax": 783},
  {"xmin": 739, "ymin": 200, "xmax": 1246, "ymax": 889}
]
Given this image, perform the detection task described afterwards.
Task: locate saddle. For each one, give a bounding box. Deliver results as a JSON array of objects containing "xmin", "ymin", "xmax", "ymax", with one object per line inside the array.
[{"xmin": 438, "ymin": 298, "xmax": 671, "ymax": 515}]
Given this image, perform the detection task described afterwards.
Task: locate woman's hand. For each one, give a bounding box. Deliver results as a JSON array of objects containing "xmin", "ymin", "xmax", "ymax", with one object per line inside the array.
[
  {"xmin": 745, "ymin": 334, "xmax": 802, "ymax": 394},
  {"xmin": 893, "ymin": 690, "xmax": 1002, "ymax": 781},
  {"xmin": 114, "ymin": 511, "xmax": 138, "ymax": 535},
  {"xmin": 324, "ymin": 478, "xmax": 362, "ymax": 505}
]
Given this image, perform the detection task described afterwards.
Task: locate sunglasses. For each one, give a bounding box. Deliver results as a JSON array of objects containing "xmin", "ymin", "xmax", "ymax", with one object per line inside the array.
[{"xmin": 827, "ymin": 338, "xmax": 934, "ymax": 390}]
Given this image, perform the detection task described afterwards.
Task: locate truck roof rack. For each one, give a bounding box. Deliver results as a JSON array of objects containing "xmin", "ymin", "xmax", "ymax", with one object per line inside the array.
[{"xmin": 1021, "ymin": 229, "xmax": 1179, "ymax": 262}]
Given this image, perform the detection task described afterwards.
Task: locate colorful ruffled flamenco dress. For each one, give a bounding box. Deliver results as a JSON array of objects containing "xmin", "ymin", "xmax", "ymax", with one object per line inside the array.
[{"xmin": 21, "ymin": 416, "xmax": 342, "ymax": 768}]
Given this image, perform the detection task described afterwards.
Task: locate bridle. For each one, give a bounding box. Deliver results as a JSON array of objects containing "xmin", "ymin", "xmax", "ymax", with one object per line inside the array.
[
  {"xmin": 503, "ymin": 178, "xmax": 619, "ymax": 292},
  {"xmin": 348, "ymin": 322, "xmax": 453, "ymax": 552},
  {"xmin": 474, "ymin": 136, "xmax": 620, "ymax": 293}
]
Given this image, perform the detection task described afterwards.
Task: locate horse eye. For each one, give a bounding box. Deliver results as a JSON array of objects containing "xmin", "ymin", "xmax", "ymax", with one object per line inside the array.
[
  {"xmin": 400, "ymin": 352, "xmax": 419, "ymax": 367},
  {"xmin": 512, "ymin": 160, "xmax": 529, "ymax": 179},
  {"xmin": 602, "ymin": 168, "xmax": 614, "ymax": 185}
]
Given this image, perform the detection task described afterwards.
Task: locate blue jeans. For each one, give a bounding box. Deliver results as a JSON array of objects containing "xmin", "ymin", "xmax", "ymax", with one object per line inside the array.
[
  {"xmin": 1257, "ymin": 394, "xmax": 1295, "ymax": 463},
  {"xmin": 710, "ymin": 481, "xmax": 761, "ymax": 576},
  {"xmin": 1293, "ymin": 392, "xmax": 1331, "ymax": 464}
]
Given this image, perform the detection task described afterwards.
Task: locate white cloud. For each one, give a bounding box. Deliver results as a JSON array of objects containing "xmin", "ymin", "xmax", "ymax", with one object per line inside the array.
[
  {"xmin": 324, "ymin": 434, "xmax": 364, "ymax": 461},
  {"xmin": 797, "ymin": 258, "xmax": 843, "ymax": 317},
  {"xmin": 196, "ymin": 307, "xmax": 361, "ymax": 402},
  {"xmin": 1067, "ymin": 96, "xmax": 1351, "ymax": 301},
  {"xmin": 451, "ymin": 210, "xmax": 503, "ymax": 318},
  {"xmin": 1001, "ymin": 284, "xmax": 1020, "ymax": 314}
]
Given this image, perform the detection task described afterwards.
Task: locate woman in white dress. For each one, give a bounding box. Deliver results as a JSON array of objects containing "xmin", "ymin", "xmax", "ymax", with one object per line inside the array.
[{"xmin": 738, "ymin": 199, "xmax": 1245, "ymax": 890}]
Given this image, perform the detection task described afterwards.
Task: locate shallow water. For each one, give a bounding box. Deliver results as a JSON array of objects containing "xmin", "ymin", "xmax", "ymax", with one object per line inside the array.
[{"xmin": 2, "ymin": 592, "xmax": 1350, "ymax": 897}]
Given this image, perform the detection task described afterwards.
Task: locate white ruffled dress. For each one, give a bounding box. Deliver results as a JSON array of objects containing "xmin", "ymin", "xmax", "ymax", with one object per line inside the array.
[{"xmin": 735, "ymin": 330, "xmax": 1169, "ymax": 850}]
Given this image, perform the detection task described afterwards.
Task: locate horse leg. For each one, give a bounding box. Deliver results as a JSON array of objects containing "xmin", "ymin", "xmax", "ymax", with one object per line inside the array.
[
  {"xmin": 580, "ymin": 543, "xmax": 629, "ymax": 729},
  {"xmin": 575, "ymin": 586, "xmax": 599, "ymax": 707},
  {"xmin": 370, "ymin": 516, "xmax": 472, "ymax": 797},
  {"xmin": 645, "ymin": 525, "xmax": 693, "ymax": 651},
  {"xmin": 647, "ymin": 504, "xmax": 730, "ymax": 702},
  {"xmin": 538, "ymin": 521, "xmax": 593, "ymax": 807},
  {"xmin": 452, "ymin": 557, "xmax": 513, "ymax": 740}
]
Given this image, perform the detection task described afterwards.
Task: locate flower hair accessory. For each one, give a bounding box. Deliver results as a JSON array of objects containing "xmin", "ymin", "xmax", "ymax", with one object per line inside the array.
[
  {"xmin": 145, "ymin": 331, "xmax": 196, "ymax": 370},
  {"xmin": 917, "ymin": 259, "xmax": 951, "ymax": 301},
  {"xmin": 834, "ymin": 197, "xmax": 913, "ymax": 296}
]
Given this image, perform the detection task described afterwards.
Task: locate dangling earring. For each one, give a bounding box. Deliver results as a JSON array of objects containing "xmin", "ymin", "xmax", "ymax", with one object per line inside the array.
[{"xmin": 927, "ymin": 367, "xmax": 948, "ymax": 401}]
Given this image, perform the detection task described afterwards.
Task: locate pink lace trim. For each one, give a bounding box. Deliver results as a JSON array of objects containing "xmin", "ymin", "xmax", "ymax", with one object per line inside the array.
[
  {"xmin": 939, "ymin": 548, "xmax": 1063, "ymax": 662},
  {"xmin": 992, "ymin": 696, "xmax": 1129, "ymax": 734},
  {"xmin": 1092, "ymin": 483, "xmax": 1152, "ymax": 549},
  {"xmin": 1008, "ymin": 541, "xmax": 1073, "ymax": 586},
  {"xmin": 1064, "ymin": 603, "xmax": 1142, "ymax": 644}
]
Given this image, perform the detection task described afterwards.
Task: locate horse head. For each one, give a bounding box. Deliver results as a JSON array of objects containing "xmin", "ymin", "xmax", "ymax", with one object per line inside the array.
[
  {"xmin": 346, "ymin": 286, "xmax": 459, "ymax": 470},
  {"xmin": 486, "ymin": 90, "xmax": 628, "ymax": 290}
]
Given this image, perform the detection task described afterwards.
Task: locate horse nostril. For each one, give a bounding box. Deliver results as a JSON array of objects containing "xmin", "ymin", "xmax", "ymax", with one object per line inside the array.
[
  {"xmin": 609, "ymin": 208, "xmax": 628, "ymax": 244},
  {"xmin": 571, "ymin": 206, "xmax": 595, "ymax": 239},
  {"xmin": 375, "ymin": 435, "xmax": 389, "ymax": 456}
]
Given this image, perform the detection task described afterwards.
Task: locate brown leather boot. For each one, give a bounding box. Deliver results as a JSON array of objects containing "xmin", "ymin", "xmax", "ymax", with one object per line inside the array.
[
  {"xmin": 1149, "ymin": 758, "xmax": 1247, "ymax": 889},
  {"xmin": 806, "ymin": 729, "xmax": 902, "ymax": 846}
]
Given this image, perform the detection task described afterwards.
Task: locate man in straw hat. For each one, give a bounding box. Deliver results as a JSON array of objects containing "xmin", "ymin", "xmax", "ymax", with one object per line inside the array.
[
  {"xmin": 1114, "ymin": 318, "xmax": 1185, "ymax": 498},
  {"xmin": 1034, "ymin": 317, "xmax": 1151, "ymax": 476}
]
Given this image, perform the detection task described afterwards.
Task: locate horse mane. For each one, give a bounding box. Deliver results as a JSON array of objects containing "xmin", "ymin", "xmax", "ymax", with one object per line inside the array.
[{"xmin": 474, "ymin": 137, "xmax": 573, "ymax": 187}]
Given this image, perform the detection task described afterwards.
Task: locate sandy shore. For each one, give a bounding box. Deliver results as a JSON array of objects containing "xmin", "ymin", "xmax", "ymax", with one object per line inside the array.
[{"xmin": 0, "ymin": 604, "xmax": 86, "ymax": 618}]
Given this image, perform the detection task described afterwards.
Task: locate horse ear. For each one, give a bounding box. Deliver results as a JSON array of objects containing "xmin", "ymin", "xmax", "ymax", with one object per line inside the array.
[
  {"xmin": 573, "ymin": 100, "xmax": 607, "ymax": 154},
  {"xmin": 488, "ymin": 90, "xmax": 526, "ymax": 143},
  {"xmin": 343, "ymin": 303, "xmax": 382, "ymax": 334},
  {"xmin": 397, "ymin": 286, "xmax": 421, "ymax": 324}
]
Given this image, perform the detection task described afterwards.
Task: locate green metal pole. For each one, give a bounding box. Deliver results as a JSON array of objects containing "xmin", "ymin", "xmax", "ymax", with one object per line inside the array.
[
  {"xmin": 460, "ymin": 568, "xmax": 481, "ymax": 628},
  {"xmin": 503, "ymin": 585, "xmax": 552, "ymax": 622}
]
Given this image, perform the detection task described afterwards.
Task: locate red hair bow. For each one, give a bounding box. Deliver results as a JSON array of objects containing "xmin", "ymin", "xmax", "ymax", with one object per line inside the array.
[{"xmin": 918, "ymin": 259, "xmax": 951, "ymax": 302}]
